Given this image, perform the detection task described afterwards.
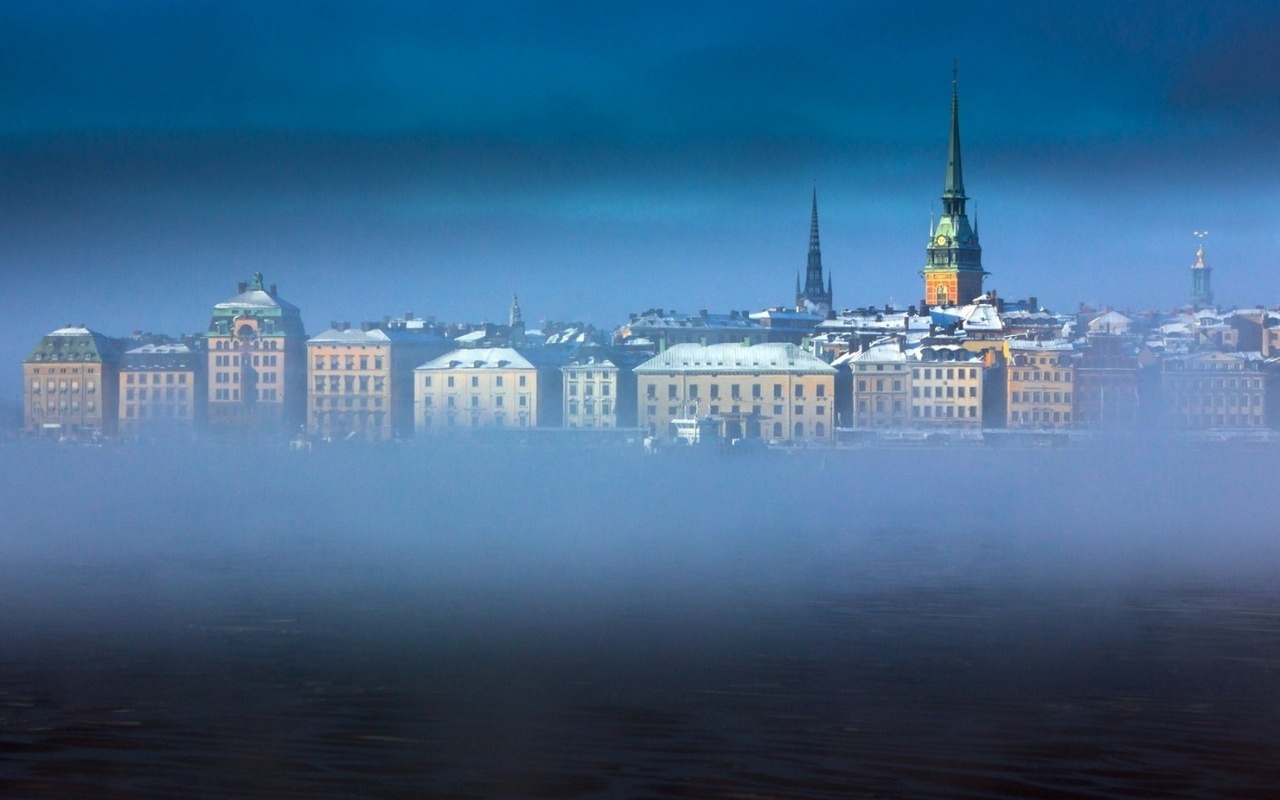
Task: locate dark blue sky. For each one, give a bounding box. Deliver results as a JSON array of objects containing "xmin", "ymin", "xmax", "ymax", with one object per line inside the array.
[{"xmin": 4, "ymin": 1, "xmax": 1280, "ymax": 399}]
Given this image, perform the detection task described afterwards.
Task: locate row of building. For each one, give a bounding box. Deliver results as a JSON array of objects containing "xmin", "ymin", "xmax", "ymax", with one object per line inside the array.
[{"xmin": 21, "ymin": 73, "xmax": 1262, "ymax": 443}]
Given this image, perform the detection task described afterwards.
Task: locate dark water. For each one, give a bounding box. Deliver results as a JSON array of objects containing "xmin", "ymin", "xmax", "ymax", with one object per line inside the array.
[{"xmin": 2, "ymin": 443, "xmax": 1279, "ymax": 798}]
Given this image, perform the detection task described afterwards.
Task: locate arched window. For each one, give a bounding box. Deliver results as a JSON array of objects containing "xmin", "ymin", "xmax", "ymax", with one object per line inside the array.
[
  {"xmin": 772, "ymin": 422, "xmax": 782, "ymax": 438},
  {"xmin": 815, "ymin": 422, "xmax": 825, "ymax": 437},
  {"xmin": 794, "ymin": 422, "xmax": 804, "ymax": 438}
]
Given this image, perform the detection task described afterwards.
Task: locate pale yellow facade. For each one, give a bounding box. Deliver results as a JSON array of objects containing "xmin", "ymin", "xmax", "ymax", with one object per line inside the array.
[
  {"xmin": 635, "ymin": 343, "xmax": 836, "ymax": 443},
  {"xmin": 416, "ymin": 348, "xmax": 561, "ymax": 434},
  {"xmin": 1006, "ymin": 342, "xmax": 1074, "ymax": 428},
  {"xmin": 563, "ymin": 361, "xmax": 619, "ymax": 428},
  {"xmin": 909, "ymin": 358, "xmax": 983, "ymax": 427}
]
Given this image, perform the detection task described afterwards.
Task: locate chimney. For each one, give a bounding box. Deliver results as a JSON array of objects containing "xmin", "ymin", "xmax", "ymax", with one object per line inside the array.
[
  {"xmin": 269, "ymin": 283, "xmax": 277, "ymax": 296},
  {"xmin": 406, "ymin": 311, "xmax": 414, "ymax": 321},
  {"xmin": 330, "ymin": 321, "xmax": 341, "ymax": 330},
  {"xmin": 361, "ymin": 321, "xmax": 374, "ymax": 332},
  {"xmin": 237, "ymin": 281, "xmax": 247, "ymax": 294}
]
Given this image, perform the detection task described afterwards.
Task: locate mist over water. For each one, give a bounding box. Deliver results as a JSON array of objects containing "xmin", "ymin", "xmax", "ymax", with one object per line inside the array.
[{"xmin": 2, "ymin": 441, "xmax": 1279, "ymax": 797}]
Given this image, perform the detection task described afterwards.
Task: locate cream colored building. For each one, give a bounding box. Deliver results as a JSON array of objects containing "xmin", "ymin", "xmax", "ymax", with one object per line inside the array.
[
  {"xmin": 308, "ymin": 324, "xmax": 451, "ymax": 441},
  {"xmin": 909, "ymin": 345, "xmax": 984, "ymax": 427},
  {"xmin": 634, "ymin": 343, "xmax": 836, "ymax": 443},
  {"xmin": 1005, "ymin": 339, "xmax": 1075, "ymax": 428},
  {"xmin": 415, "ymin": 347, "xmax": 564, "ymax": 434},
  {"xmin": 841, "ymin": 338, "xmax": 912, "ymax": 429},
  {"xmin": 119, "ymin": 343, "xmax": 202, "ymax": 437},
  {"xmin": 563, "ymin": 354, "xmax": 637, "ymax": 429}
]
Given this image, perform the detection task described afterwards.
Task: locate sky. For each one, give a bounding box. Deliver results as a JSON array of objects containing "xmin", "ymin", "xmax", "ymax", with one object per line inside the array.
[{"xmin": 4, "ymin": 0, "xmax": 1280, "ymax": 402}]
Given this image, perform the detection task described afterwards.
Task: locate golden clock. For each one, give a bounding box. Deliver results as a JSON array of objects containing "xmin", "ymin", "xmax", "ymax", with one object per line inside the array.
[{"xmin": 935, "ymin": 235, "xmax": 948, "ymax": 246}]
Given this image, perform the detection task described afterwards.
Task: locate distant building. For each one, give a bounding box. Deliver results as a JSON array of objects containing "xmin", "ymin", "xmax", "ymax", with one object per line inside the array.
[
  {"xmin": 562, "ymin": 350, "xmax": 638, "ymax": 430},
  {"xmin": 307, "ymin": 323, "xmax": 452, "ymax": 441},
  {"xmin": 908, "ymin": 344, "xmax": 984, "ymax": 428},
  {"xmin": 841, "ymin": 339, "xmax": 912, "ymax": 429},
  {"xmin": 22, "ymin": 325, "xmax": 124, "ymax": 437},
  {"xmin": 1190, "ymin": 239, "xmax": 1214, "ymax": 308},
  {"xmin": 613, "ymin": 309, "xmax": 767, "ymax": 355},
  {"xmin": 1162, "ymin": 350, "xmax": 1267, "ymax": 429},
  {"xmin": 1073, "ymin": 333, "xmax": 1139, "ymax": 429},
  {"xmin": 205, "ymin": 274, "xmax": 307, "ymax": 436},
  {"xmin": 119, "ymin": 342, "xmax": 204, "ymax": 438},
  {"xmin": 1005, "ymin": 339, "xmax": 1075, "ymax": 428},
  {"xmin": 921, "ymin": 70, "xmax": 987, "ymax": 307},
  {"xmin": 635, "ymin": 343, "xmax": 836, "ymax": 443},
  {"xmin": 415, "ymin": 347, "xmax": 565, "ymax": 434}
]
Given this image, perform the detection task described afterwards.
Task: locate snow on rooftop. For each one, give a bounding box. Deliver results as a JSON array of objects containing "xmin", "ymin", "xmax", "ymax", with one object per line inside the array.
[{"xmin": 635, "ymin": 342, "xmax": 834, "ymax": 373}]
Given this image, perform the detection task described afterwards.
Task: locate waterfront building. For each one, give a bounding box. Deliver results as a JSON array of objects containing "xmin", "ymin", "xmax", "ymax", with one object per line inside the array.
[
  {"xmin": 1005, "ymin": 339, "xmax": 1075, "ymax": 428},
  {"xmin": 1073, "ymin": 333, "xmax": 1139, "ymax": 429},
  {"xmin": 842, "ymin": 338, "xmax": 912, "ymax": 429},
  {"xmin": 562, "ymin": 351, "xmax": 638, "ymax": 430},
  {"xmin": 205, "ymin": 274, "xmax": 308, "ymax": 436},
  {"xmin": 415, "ymin": 347, "xmax": 565, "ymax": 434},
  {"xmin": 908, "ymin": 344, "xmax": 984, "ymax": 428},
  {"xmin": 1161, "ymin": 350, "xmax": 1267, "ymax": 429},
  {"xmin": 307, "ymin": 323, "xmax": 452, "ymax": 442},
  {"xmin": 635, "ymin": 342, "xmax": 836, "ymax": 443},
  {"xmin": 22, "ymin": 325, "xmax": 124, "ymax": 437},
  {"xmin": 921, "ymin": 70, "xmax": 987, "ymax": 307},
  {"xmin": 119, "ymin": 342, "xmax": 203, "ymax": 437}
]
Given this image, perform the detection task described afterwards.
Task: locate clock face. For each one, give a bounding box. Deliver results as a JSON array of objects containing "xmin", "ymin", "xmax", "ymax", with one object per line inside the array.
[{"xmin": 935, "ymin": 235, "xmax": 949, "ymax": 246}]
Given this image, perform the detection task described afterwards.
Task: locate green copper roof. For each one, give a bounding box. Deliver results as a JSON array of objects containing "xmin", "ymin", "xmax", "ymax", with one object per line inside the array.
[{"xmin": 25, "ymin": 325, "xmax": 124, "ymax": 364}]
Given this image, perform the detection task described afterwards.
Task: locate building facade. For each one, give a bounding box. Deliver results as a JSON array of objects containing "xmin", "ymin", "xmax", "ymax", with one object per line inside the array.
[
  {"xmin": 1005, "ymin": 340, "xmax": 1075, "ymax": 428},
  {"xmin": 562, "ymin": 353, "xmax": 637, "ymax": 429},
  {"xmin": 119, "ymin": 342, "xmax": 203, "ymax": 437},
  {"xmin": 205, "ymin": 274, "xmax": 308, "ymax": 436},
  {"xmin": 22, "ymin": 325, "xmax": 123, "ymax": 437},
  {"xmin": 908, "ymin": 345, "xmax": 984, "ymax": 428},
  {"xmin": 1072, "ymin": 333, "xmax": 1139, "ymax": 429},
  {"xmin": 636, "ymin": 343, "xmax": 837, "ymax": 443},
  {"xmin": 308, "ymin": 323, "xmax": 451, "ymax": 441},
  {"xmin": 415, "ymin": 347, "xmax": 565, "ymax": 434},
  {"xmin": 844, "ymin": 339, "xmax": 912, "ymax": 429},
  {"xmin": 1161, "ymin": 350, "xmax": 1267, "ymax": 429},
  {"xmin": 921, "ymin": 72, "xmax": 987, "ymax": 307}
]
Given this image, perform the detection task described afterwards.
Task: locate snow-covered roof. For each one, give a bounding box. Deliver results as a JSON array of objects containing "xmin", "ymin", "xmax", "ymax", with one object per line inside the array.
[
  {"xmin": 213, "ymin": 288, "xmax": 299, "ymax": 312},
  {"xmin": 1007, "ymin": 338, "xmax": 1074, "ymax": 352},
  {"xmin": 844, "ymin": 339, "xmax": 908, "ymax": 364},
  {"xmin": 416, "ymin": 347, "xmax": 562, "ymax": 372},
  {"xmin": 634, "ymin": 342, "xmax": 834, "ymax": 374},
  {"xmin": 125, "ymin": 343, "xmax": 193, "ymax": 355}
]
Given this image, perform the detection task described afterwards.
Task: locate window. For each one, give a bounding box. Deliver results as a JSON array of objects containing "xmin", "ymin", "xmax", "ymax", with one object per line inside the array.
[
  {"xmin": 471, "ymin": 376, "xmax": 479, "ymax": 387},
  {"xmin": 519, "ymin": 376, "xmax": 527, "ymax": 387},
  {"xmin": 773, "ymin": 384, "xmax": 782, "ymax": 399},
  {"xmin": 668, "ymin": 385, "xmax": 677, "ymax": 399},
  {"xmin": 447, "ymin": 376, "xmax": 455, "ymax": 388},
  {"xmin": 424, "ymin": 376, "xmax": 432, "ymax": 388},
  {"xmin": 496, "ymin": 376, "xmax": 504, "ymax": 387}
]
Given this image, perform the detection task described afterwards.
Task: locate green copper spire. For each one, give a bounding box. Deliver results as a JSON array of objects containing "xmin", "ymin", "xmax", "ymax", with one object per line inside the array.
[{"xmin": 942, "ymin": 61, "xmax": 966, "ymax": 216}]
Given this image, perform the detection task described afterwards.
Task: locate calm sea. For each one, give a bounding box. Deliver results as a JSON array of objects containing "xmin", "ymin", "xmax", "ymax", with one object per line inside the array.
[{"xmin": 1, "ymin": 442, "xmax": 1278, "ymax": 798}]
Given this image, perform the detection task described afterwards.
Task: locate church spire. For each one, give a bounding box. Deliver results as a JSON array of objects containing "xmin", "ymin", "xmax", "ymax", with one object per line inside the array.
[
  {"xmin": 942, "ymin": 60, "xmax": 966, "ymax": 217},
  {"xmin": 796, "ymin": 183, "xmax": 832, "ymax": 314}
]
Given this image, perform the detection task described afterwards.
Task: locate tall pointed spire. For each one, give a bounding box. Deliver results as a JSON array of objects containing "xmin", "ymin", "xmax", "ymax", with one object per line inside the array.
[
  {"xmin": 922, "ymin": 63, "xmax": 986, "ymax": 308},
  {"xmin": 796, "ymin": 183, "xmax": 832, "ymax": 314},
  {"xmin": 942, "ymin": 60, "xmax": 966, "ymax": 216}
]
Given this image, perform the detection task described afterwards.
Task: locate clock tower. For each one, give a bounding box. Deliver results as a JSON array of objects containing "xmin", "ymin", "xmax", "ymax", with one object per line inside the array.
[{"xmin": 922, "ymin": 67, "xmax": 987, "ymax": 307}]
